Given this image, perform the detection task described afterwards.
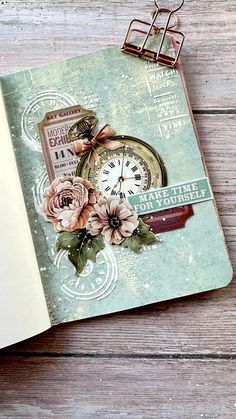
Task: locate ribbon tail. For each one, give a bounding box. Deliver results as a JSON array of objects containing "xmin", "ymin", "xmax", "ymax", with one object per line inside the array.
[{"xmin": 88, "ymin": 148, "xmax": 100, "ymax": 169}]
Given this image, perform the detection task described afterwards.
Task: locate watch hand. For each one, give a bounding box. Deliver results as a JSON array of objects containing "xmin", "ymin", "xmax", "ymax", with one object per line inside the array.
[
  {"xmin": 120, "ymin": 147, "xmax": 125, "ymax": 179},
  {"xmin": 122, "ymin": 176, "xmax": 142, "ymax": 180},
  {"xmin": 112, "ymin": 179, "xmax": 121, "ymax": 190},
  {"xmin": 117, "ymin": 179, "xmax": 123, "ymax": 194}
]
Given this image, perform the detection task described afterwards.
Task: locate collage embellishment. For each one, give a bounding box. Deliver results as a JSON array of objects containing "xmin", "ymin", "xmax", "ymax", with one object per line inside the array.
[{"xmin": 43, "ymin": 112, "xmax": 160, "ymax": 275}]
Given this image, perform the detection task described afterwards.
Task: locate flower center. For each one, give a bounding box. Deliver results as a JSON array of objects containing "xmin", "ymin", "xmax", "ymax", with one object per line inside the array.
[
  {"xmin": 109, "ymin": 215, "xmax": 121, "ymax": 229},
  {"xmin": 62, "ymin": 197, "xmax": 73, "ymax": 207}
]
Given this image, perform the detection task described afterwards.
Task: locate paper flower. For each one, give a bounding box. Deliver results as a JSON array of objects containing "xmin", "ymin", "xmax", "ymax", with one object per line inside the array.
[
  {"xmin": 88, "ymin": 198, "xmax": 139, "ymax": 245},
  {"xmin": 43, "ymin": 176, "xmax": 98, "ymax": 232}
]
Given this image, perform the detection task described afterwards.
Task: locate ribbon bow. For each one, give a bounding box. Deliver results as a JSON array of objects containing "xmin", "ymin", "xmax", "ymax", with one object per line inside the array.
[{"xmin": 73, "ymin": 124, "xmax": 124, "ymax": 168}]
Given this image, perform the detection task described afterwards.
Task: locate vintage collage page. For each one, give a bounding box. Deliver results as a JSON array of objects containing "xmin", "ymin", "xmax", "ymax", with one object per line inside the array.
[{"xmin": 0, "ymin": 38, "xmax": 232, "ymax": 325}]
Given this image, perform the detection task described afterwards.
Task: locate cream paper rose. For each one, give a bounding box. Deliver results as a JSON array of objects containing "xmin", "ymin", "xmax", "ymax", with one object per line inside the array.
[{"xmin": 43, "ymin": 176, "xmax": 98, "ymax": 232}]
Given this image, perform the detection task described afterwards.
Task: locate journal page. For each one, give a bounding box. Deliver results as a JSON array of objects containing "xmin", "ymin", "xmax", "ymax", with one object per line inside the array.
[
  {"xmin": 0, "ymin": 39, "xmax": 232, "ymax": 326},
  {"xmin": 0, "ymin": 84, "xmax": 50, "ymax": 349}
]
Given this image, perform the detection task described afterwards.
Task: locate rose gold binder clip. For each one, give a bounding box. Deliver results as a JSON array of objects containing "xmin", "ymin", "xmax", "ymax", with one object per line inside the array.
[{"xmin": 121, "ymin": 0, "xmax": 185, "ymax": 68}]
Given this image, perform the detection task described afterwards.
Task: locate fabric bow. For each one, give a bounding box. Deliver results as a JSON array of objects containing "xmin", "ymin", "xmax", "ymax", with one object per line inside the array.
[{"xmin": 73, "ymin": 124, "xmax": 124, "ymax": 168}]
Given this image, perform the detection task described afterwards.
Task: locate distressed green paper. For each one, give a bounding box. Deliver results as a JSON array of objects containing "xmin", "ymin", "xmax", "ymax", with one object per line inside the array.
[{"xmin": 0, "ymin": 38, "xmax": 232, "ymax": 325}]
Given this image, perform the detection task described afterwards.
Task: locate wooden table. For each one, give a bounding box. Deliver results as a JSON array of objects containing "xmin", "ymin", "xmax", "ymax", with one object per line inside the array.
[{"xmin": 0, "ymin": 1, "xmax": 236, "ymax": 417}]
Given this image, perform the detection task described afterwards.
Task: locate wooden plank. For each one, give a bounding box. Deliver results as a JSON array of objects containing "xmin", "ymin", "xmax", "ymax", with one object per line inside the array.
[
  {"xmin": 2, "ymin": 113, "xmax": 235, "ymax": 356},
  {"xmin": 5, "ymin": 281, "xmax": 236, "ymax": 356},
  {"xmin": 0, "ymin": 1, "xmax": 236, "ymax": 109},
  {"xmin": 0, "ymin": 357, "xmax": 236, "ymax": 418}
]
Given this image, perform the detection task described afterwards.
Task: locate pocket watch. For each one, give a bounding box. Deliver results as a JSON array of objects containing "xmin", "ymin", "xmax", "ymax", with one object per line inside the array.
[
  {"xmin": 69, "ymin": 114, "xmax": 167, "ymax": 199},
  {"xmin": 76, "ymin": 135, "xmax": 167, "ymax": 199}
]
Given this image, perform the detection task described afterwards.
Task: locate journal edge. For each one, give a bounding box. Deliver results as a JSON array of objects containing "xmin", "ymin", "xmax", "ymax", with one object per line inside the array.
[{"xmin": 174, "ymin": 44, "xmax": 233, "ymax": 287}]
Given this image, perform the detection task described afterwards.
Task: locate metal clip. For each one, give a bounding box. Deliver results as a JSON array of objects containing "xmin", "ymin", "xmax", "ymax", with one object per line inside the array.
[{"xmin": 121, "ymin": 0, "xmax": 185, "ymax": 68}]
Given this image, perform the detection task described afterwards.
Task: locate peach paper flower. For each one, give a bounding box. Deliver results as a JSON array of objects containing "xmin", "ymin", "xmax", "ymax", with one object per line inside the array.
[
  {"xmin": 88, "ymin": 198, "xmax": 139, "ymax": 245},
  {"xmin": 43, "ymin": 176, "xmax": 98, "ymax": 232}
]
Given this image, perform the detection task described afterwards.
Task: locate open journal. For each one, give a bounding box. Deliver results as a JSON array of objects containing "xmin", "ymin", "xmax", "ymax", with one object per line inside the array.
[{"xmin": 0, "ymin": 36, "xmax": 232, "ymax": 349}]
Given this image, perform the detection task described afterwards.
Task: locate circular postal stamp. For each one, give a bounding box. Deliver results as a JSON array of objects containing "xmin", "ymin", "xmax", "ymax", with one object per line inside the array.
[
  {"xmin": 55, "ymin": 244, "xmax": 118, "ymax": 301},
  {"xmin": 21, "ymin": 91, "xmax": 76, "ymax": 152}
]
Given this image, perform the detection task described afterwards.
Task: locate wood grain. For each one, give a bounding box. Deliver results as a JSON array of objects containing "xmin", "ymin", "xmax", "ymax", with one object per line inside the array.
[
  {"xmin": 0, "ymin": 357, "xmax": 236, "ymax": 418},
  {"xmin": 0, "ymin": 1, "xmax": 236, "ymax": 109},
  {"xmin": 0, "ymin": 1, "xmax": 235, "ymax": 417}
]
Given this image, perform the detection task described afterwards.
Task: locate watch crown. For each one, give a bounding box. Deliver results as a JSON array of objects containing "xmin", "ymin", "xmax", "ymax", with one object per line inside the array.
[
  {"xmin": 78, "ymin": 119, "xmax": 92, "ymax": 136},
  {"xmin": 68, "ymin": 115, "xmax": 98, "ymax": 142}
]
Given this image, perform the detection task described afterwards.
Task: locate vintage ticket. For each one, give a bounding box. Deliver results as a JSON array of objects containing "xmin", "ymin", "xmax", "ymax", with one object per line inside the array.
[{"xmin": 38, "ymin": 105, "xmax": 94, "ymax": 182}]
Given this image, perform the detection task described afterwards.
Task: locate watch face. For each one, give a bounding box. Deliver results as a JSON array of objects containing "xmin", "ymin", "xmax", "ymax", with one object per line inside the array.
[{"xmin": 76, "ymin": 135, "xmax": 167, "ymax": 199}]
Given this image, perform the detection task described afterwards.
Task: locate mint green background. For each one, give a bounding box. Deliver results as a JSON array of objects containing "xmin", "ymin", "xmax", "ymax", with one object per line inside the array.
[{"xmin": 0, "ymin": 40, "xmax": 232, "ymax": 325}]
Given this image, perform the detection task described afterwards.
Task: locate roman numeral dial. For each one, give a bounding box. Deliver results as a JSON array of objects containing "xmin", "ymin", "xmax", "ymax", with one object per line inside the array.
[{"xmin": 76, "ymin": 135, "xmax": 167, "ymax": 199}]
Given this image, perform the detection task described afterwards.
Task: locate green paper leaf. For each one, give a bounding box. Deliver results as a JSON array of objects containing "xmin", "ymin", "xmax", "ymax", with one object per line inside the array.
[
  {"xmin": 122, "ymin": 219, "xmax": 159, "ymax": 253},
  {"xmin": 138, "ymin": 218, "xmax": 152, "ymax": 235},
  {"xmin": 57, "ymin": 230, "xmax": 105, "ymax": 275},
  {"xmin": 68, "ymin": 246, "xmax": 79, "ymax": 268},
  {"xmin": 122, "ymin": 235, "xmax": 143, "ymax": 253},
  {"xmin": 76, "ymin": 235, "xmax": 105, "ymax": 275},
  {"xmin": 139, "ymin": 229, "xmax": 157, "ymax": 245},
  {"xmin": 56, "ymin": 231, "xmax": 80, "ymax": 252}
]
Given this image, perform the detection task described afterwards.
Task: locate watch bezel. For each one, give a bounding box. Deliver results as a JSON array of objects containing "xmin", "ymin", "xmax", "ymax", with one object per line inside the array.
[{"xmin": 76, "ymin": 135, "xmax": 168, "ymax": 188}]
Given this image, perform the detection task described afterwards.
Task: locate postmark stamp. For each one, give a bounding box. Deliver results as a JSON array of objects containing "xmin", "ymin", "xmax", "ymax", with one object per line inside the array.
[
  {"xmin": 55, "ymin": 245, "xmax": 118, "ymax": 301},
  {"xmin": 22, "ymin": 91, "xmax": 76, "ymax": 152}
]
